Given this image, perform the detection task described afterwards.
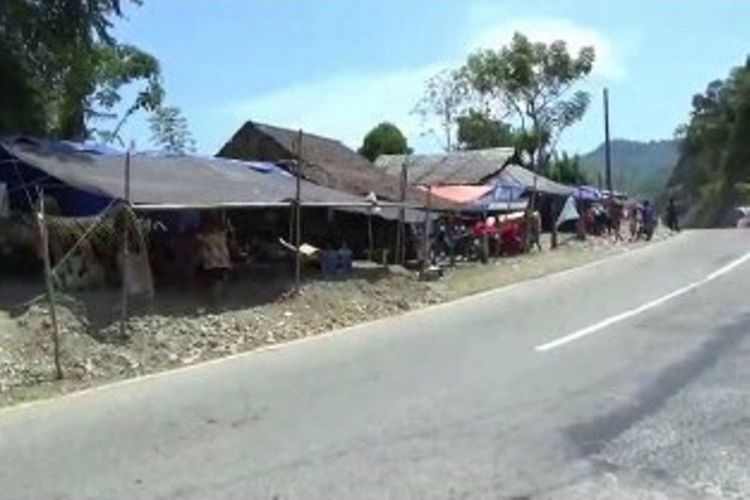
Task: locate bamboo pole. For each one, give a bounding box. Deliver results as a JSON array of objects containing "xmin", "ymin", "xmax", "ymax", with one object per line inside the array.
[
  {"xmin": 119, "ymin": 149, "xmax": 131, "ymax": 339},
  {"xmin": 37, "ymin": 190, "xmax": 63, "ymax": 380},
  {"xmin": 396, "ymin": 156, "xmax": 408, "ymax": 264},
  {"xmin": 367, "ymin": 205, "xmax": 374, "ymax": 263},
  {"xmin": 526, "ymin": 175, "xmax": 538, "ymax": 252},
  {"xmin": 481, "ymin": 209, "xmax": 489, "ymax": 264},
  {"xmin": 294, "ymin": 130, "xmax": 303, "ymax": 294},
  {"xmin": 422, "ymin": 185, "xmax": 432, "ymax": 271}
]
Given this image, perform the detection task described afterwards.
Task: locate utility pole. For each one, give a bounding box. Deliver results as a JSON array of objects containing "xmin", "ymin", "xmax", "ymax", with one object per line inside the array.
[{"xmin": 603, "ymin": 88, "xmax": 613, "ymax": 195}]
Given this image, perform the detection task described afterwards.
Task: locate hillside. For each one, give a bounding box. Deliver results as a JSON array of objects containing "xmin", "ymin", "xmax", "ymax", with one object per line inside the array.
[
  {"xmin": 579, "ymin": 139, "xmax": 679, "ymax": 199},
  {"xmin": 665, "ymin": 58, "xmax": 750, "ymax": 227}
]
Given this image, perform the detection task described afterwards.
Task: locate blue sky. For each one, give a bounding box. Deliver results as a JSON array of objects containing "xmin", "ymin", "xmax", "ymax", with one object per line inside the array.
[{"xmin": 112, "ymin": 1, "xmax": 750, "ymax": 156}]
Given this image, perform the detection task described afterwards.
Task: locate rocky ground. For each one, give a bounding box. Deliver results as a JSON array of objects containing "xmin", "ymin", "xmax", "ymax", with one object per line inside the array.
[{"xmin": 0, "ymin": 230, "xmax": 675, "ymax": 407}]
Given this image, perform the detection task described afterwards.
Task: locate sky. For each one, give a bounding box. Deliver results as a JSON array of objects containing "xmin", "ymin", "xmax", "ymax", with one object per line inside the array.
[{"xmin": 111, "ymin": 0, "xmax": 750, "ymax": 156}]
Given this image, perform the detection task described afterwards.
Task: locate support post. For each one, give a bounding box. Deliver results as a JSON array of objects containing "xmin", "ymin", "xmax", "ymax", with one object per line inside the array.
[
  {"xmin": 481, "ymin": 209, "xmax": 489, "ymax": 264},
  {"xmin": 37, "ymin": 190, "xmax": 63, "ymax": 380},
  {"xmin": 527, "ymin": 175, "xmax": 539, "ymax": 251},
  {"xmin": 422, "ymin": 185, "xmax": 432, "ymax": 271},
  {"xmin": 367, "ymin": 205, "xmax": 374, "ymax": 263},
  {"xmin": 396, "ymin": 156, "xmax": 408, "ymax": 264},
  {"xmin": 294, "ymin": 130, "xmax": 303, "ymax": 294},
  {"xmin": 119, "ymin": 149, "xmax": 131, "ymax": 340}
]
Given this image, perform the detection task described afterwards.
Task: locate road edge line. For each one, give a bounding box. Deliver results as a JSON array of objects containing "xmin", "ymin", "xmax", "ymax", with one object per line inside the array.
[{"xmin": 0, "ymin": 233, "xmax": 683, "ymax": 417}]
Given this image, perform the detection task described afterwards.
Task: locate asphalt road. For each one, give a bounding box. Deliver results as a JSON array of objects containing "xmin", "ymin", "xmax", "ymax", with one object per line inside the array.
[{"xmin": 2, "ymin": 230, "xmax": 750, "ymax": 499}]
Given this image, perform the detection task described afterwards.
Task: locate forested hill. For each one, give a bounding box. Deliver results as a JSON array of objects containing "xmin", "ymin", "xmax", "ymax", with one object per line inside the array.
[
  {"xmin": 664, "ymin": 57, "xmax": 750, "ymax": 227},
  {"xmin": 579, "ymin": 139, "xmax": 679, "ymax": 199}
]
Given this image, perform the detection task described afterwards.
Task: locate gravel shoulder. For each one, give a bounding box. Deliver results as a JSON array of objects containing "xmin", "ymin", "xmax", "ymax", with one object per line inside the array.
[{"xmin": 0, "ymin": 230, "xmax": 675, "ymax": 407}]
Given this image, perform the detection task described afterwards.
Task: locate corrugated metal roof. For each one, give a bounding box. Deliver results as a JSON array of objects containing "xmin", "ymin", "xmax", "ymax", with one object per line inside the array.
[
  {"xmin": 217, "ymin": 121, "xmax": 459, "ymax": 211},
  {"xmin": 489, "ymin": 165, "xmax": 574, "ymax": 197},
  {"xmin": 375, "ymin": 148, "xmax": 515, "ymax": 185}
]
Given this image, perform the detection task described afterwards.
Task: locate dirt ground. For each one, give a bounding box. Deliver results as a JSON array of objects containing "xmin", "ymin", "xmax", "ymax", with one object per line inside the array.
[{"xmin": 0, "ymin": 230, "xmax": 674, "ymax": 407}]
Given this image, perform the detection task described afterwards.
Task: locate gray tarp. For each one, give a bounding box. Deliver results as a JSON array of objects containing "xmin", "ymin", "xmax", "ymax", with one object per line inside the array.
[{"xmin": 1, "ymin": 140, "xmax": 426, "ymax": 222}]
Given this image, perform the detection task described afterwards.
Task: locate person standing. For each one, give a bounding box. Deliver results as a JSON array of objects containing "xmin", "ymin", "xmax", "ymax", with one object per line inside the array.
[
  {"xmin": 641, "ymin": 200, "xmax": 655, "ymax": 240},
  {"xmin": 609, "ymin": 201, "xmax": 623, "ymax": 242},
  {"xmin": 666, "ymin": 198, "xmax": 680, "ymax": 232},
  {"xmin": 195, "ymin": 212, "xmax": 232, "ymax": 304}
]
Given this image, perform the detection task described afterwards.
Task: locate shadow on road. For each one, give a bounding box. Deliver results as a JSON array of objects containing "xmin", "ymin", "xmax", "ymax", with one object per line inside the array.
[{"xmin": 564, "ymin": 312, "xmax": 750, "ymax": 457}]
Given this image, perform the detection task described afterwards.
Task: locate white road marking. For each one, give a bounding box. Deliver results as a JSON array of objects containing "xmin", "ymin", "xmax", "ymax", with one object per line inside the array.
[{"xmin": 535, "ymin": 251, "xmax": 750, "ymax": 352}]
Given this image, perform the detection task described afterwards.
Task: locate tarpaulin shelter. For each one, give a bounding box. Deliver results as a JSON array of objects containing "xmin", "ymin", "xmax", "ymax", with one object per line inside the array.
[
  {"xmin": 425, "ymin": 185, "xmax": 493, "ymax": 205},
  {"xmin": 573, "ymin": 185, "xmax": 603, "ymax": 202},
  {"xmin": 0, "ymin": 137, "xmax": 425, "ymax": 222}
]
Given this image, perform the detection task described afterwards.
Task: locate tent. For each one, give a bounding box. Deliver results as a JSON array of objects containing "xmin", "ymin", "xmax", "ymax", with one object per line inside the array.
[{"xmin": 0, "ymin": 137, "xmax": 426, "ymax": 222}]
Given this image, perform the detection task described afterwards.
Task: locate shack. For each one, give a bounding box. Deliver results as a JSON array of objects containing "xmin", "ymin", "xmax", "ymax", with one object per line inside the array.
[
  {"xmin": 0, "ymin": 137, "xmax": 427, "ymax": 291},
  {"xmin": 376, "ymin": 149, "xmax": 574, "ymax": 229}
]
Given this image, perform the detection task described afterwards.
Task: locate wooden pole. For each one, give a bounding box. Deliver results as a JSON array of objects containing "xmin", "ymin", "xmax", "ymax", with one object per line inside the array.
[
  {"xmin": 422, "ymin": 185, "xmax": 432, "ymax": 271},
  {"xmin": 396, "ymin": 156, "xmax": 408, "ymax": 264},
  {"xmin": 481, "ymin": 209, "xmax": 489, "ymax": 263},
  {"xmin": 119, "ymin": 149, "xmax": 131, "ymax": 339},
  {"xmin": 37, "ymin": 190, "xmax": 63, "ymax": 380},
  {"xmin": 294, "ymin": 130, "xmax": 303, "ymax": 294},
  {"xmin": 367, "ymin": 205, "xmax": 374, "ymax": 263},
  {"xmin": 526, "ymin": 175, "xmax": 538, "ymax": 252}
]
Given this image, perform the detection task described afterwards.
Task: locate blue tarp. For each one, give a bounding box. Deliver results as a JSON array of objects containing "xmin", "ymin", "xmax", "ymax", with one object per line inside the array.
[
  {"xmin": 0, "ymin": 138, "xmax": 113, "ymax": 216},
  {"xmin": 0, "ymin": 137, "xmax": 300, "ymax": 216},
  {"xmin": 573, "ymin": 185, "xmax": 603, "ymax": 201}
]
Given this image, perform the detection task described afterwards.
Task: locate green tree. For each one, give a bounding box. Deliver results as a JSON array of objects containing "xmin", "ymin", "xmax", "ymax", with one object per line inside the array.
[
  {"xmin": 667, "ymin": 56, "xmax": 750, "ymax": 226},
  {"xmin": 546, "ymin": 152, "xmax": 588, "ymax": 186},
  {"xmin": 462, "ymin": 32, "xmax": 595, "ymax": 171},
  {"xmin": 456, "ymin": 110, "xmax": 515, "ymax": 150},
  {"xmin": 148, "ymin": 106, "xmax": 195, "ymax": 154},
  {"xmin": 413, "ymin": 69, "xmax": 470, "ymax": 151},
  {"xmin": 0, "ymin": 0, "xmax": 162, "ymax": 140},
  {"xmin": 358, "ymin": 122, "xmax": 411, "ymax": 161}
]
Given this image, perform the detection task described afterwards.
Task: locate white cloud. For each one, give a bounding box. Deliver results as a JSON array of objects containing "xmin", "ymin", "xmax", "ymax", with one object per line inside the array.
[
  {"xmin": 224, "ymin": 63, "xmax": 448, "ymax": 152},
  {"xmin": 468, "ymin": 17, "xmax": 627, "ymax": 82},
  {"xmin": 219, "ymin": 17, "xmax": 627, "ymax": 155}
]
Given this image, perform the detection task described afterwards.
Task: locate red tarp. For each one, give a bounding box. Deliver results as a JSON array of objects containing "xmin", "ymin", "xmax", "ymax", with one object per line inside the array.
[{"xmin": 424, "ymin": 185, "xmax": 493, "ymax": 204}]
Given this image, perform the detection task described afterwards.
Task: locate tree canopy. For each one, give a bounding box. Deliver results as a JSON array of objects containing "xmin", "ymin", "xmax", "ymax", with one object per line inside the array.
[
  {"xmin": 0, "ymin": 0, "xmax": 163, "ymax": 141},
  {"xmin": 148, "ymin": 106, "xmax": 195, "ymax": 154},
  {"xmin": 358, "ymin": 122, "xmax": 411, "ymax": 161},
  {"xmin": 546, "ymin": 152, "xmax": 588, "ymax": 186},
  {"xmin": 667, "ymin": 56, "xmax": 750, "ymax": 226},
  {"xmin": 415, "ymin": 32, "xmax": 594, "ymax": 168},
  {"xmin": 456, "ymin": 110, "xmax": 515, "ymax": 150},
  {"xmin": 462, "ymin": 32, "xmax": 594, "ymax": 171},
  {"xmin": 412, "ymin": 69, "xmax": 469, "ymax": 151}
]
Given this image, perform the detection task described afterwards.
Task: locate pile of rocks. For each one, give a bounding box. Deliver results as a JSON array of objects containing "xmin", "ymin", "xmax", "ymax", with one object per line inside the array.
[{"xmin": 1, "ymin": 270, "xmax": 445, "ymax": 397}]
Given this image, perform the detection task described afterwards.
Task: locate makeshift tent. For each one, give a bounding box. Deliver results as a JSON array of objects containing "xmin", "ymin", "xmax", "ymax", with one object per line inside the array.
[
  {"xmin": 487, "ymin": 165, "xmax": 574, "ymax": 197},
  {"xmin": 425, "ymin": 185, "xmax": 493, "ymax": 204},
  {"xmin": 0, "ymin": 137, "xmax": 426, "ymax": 222},
  {"xmin": 573, "ymin": 185, "xmax": 603, "ymax": 201},
  {"xmin": 556, "ymin": 195, "xmax": 580, "ymax": 227}
]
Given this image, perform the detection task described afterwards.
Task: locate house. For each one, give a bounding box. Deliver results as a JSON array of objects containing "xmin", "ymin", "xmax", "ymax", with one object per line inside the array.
[
  {"xmin": 375, "ymin": 148, "xmax": 516, "ymax": 186},
  {"xmin": 217, "ymin": 121, "xmax": 456, "ymax": 210},
  {"xmin": 376, "ymin": 148, "xmax": 575, "ymax": 227},
  {"xmin": 376, "ymin": 148, "xmax": 572, "ymax": 195}
]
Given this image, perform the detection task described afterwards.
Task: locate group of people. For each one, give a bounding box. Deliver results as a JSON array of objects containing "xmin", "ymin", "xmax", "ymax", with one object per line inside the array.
[
  {"xmin": 429, "ymin": 211, "xmax": 541, "ymax": 265},
  {"xmin": 577, "ymin": 197, "xmax": 680, "ymax": 243}
]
